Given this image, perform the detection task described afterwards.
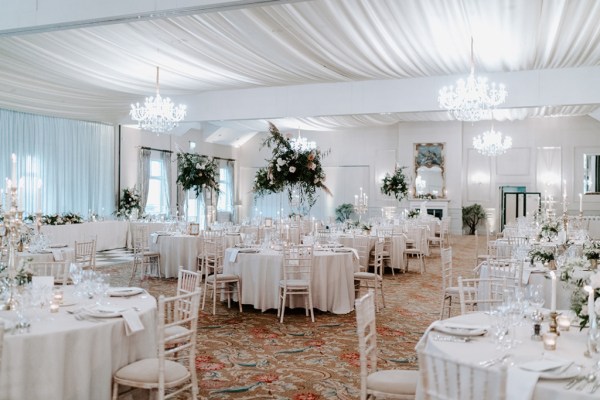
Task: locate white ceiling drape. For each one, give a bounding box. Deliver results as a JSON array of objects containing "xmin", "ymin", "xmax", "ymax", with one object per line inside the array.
[{"xmin": 0, "ymin": 0, "xmax": 598, "ymax": 128}]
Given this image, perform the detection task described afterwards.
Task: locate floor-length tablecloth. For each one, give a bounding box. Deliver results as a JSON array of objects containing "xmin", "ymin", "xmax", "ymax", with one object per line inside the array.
[
  {"xmin": 417, "ymin": 312, "xmax": 597, "ymax": 400},
  {"xmin": 223, "ymin": 248, "xmax": 359, "ymax": 314},
  {"xmin": 339, "ymin": 234, "xmax": 406, "ymax": 271},
  {"xmin": 40, "ymin": 221, "xmax": 128, "ymax": 251},
  {"xmin": 0, "ymin": 287, "xmax": 156, "ymax": 400}
]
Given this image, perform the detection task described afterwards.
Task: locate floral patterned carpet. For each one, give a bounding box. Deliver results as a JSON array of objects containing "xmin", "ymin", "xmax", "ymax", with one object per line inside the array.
[{"xmin": 110, "ymin": 235, "xmax": 477, "ymax": 400}]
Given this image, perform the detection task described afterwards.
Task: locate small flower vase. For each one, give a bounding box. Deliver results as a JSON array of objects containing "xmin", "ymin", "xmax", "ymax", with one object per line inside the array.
[{"xmin": 591, "ymin": 259, "xmax": 598, "ymax": 270}]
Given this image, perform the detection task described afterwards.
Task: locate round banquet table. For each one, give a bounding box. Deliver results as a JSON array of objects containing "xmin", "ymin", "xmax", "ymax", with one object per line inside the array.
[
  {"xmin": 338, "ymin": 234, "xmax": 406, "ymax": 270},
  {"xmin": 223, "ymin": 247, "xmax": 360, "ymax": 314},
  {"xmin": 0, "ymin": 286, "xmax": 157, "ymax": 400},
  {"xmin": 418, "ymin": 312, "xmax": 599, "ymax": 400},
  {"xmin": 152, "ymin": 233, "xmax": 241, "ymax": 278}
]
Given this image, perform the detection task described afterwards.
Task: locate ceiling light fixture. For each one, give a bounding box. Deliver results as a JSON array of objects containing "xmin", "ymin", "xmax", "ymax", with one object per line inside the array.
[
  {"xmin": 130, "ymin": 67, "xmax": 187, "ymax": 133},
  {"xmin": 289, "ymin": 129, "xmax": 316, "ymax": 152},
  {"xmin": 438, "ymin": 38, "xmax": 507, "ymax": 122},
  {"xmin": 473, "ymin": 123, "xmax": 512, "ymax": 156}
]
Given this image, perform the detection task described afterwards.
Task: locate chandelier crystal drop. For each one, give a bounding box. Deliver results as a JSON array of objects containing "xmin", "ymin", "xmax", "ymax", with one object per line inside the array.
[
  {"xmin": 438, "ymin": 39, "xmax": 507, "ymax": 122},
  {"xmin": 289, "ymin": 130, "xmax": 316, "ymax": 152},
  {"xmin": 473, "ymin": 125, "xmax": 512, "ymax": 156},
  {"xmin": 130, "ymin": 67, "xmax": 187, "ymax": 133}
]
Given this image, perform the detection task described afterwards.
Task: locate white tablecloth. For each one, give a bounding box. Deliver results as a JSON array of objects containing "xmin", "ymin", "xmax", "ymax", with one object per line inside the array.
[
  {"xmin": 126, "ymin": 221, "xmax": 172, "ymax": 249},
  {"xmin": 0, "ymin": 286, "xmax": 157, "ymax": 400},
  {"xmin": 339, "ymin": 234, "xmax": 406, "ymax": 270},
  {"xmin": 40, "ymin": 221, "xmax": 128, "ymax": 251},
  {"xmin": 152, "ymin": 234, "xmax": 241, "ymax": 278},
  {"xmin": 17, "ymin": 247, "xmax": 75, "ymax": 264},
  {"xmin": 418, "ymin": 312, "xmax": 598, "ymax": 400},
  {"xmin": 223, "ymin": 248, "xmax": 360, "ymax": 314}
]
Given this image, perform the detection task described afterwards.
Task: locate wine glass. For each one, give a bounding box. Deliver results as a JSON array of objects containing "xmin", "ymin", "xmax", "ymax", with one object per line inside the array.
[
  {"xmin": 69, "ymin": 262, "xmax": 83, "ymax": 295},
  {"xmin": 527, "ymin": 284, "xmax": 546, "ymax": 313}
]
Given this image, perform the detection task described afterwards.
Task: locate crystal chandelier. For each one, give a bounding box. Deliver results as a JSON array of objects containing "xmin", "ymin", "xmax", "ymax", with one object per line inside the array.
[
  {"xmin": 473, "ymin": 124, "xmax": 512, "ymax": 156},
  {"xmin": 289, "ymin": 130, "xmax": 316, "ymax": 152},
  {"xmin": 438, "ymin": 39, "xmax": 507, "ymax": 122},
  {"xmin": 130, "ymin": 67, "xmax": 187, "ymax": 133}
]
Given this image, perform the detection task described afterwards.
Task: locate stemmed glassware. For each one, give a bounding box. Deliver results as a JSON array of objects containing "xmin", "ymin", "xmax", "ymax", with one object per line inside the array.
[{"xmin": 69, "ymin": 262, "xmax": 83, "ymax": 296}]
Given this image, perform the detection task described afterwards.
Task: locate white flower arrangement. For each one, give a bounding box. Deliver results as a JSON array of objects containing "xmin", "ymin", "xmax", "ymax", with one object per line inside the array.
[{"xmin": 560, "ymin": 256, "xmax": 596, "ymax": 329}]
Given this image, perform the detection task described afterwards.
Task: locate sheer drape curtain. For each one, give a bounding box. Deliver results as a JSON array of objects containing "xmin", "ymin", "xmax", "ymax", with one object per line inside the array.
[
  {"xmin": 138, "ymin": 148, "xmax": 151, "ymax": 211},
  {"xmin": 0, "ymin": 108, "xmax": 114, "ymax": 216},
  {"xmin": 160, "ymin": 151, "xmax": 172, "ymax": 215}
]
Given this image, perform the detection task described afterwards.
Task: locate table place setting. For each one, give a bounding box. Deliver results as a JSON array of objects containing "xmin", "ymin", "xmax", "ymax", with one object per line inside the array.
[{"xmin": 431, "ymin": 320, "xmax": 489, "ymax": 337}]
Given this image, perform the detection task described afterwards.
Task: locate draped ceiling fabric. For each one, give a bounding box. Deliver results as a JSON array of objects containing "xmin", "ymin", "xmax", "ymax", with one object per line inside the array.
[{"xmin": 0, "ymin": 0, "xmax": 599, "ymax": 135}]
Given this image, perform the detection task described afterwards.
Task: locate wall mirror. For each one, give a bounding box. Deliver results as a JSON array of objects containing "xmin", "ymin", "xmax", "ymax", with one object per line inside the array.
[
  {"xmin": 584, "ymin": 153, "xmax": 600, "ymax": 194},
  {"xmin": 414, "ymin": 143, "xmax": 445, "ymax": 198}
]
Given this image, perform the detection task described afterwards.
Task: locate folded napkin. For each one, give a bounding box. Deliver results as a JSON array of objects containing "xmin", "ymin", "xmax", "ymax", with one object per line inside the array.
[
  {"xmin": 52, "ymin": 249, "xmax": 64, "ymax": 261},
  {"xmin": 432, "ymin": 321, "xmax": 489, "ymax": 336},
  {"xmin": 506, "ymin": 367, "xmax": 540, "ymax": 400},
  {"xmin": 150, "ymin": 233, "xmax": 159, "ymax": 244},
  {"xmin": 521, "ymin": 269, "xmax": 531, "ymax": 285},
  {"xmin": 350, "ymin": 248, "xmax": 359, "ymax": 261},
  {"xmin": 122, "ymin": 309, "xmax": 144, "ymax": 336},
  {"xmin": 229, "ymin": 248, "xmax": 240, "ymax": 263}
]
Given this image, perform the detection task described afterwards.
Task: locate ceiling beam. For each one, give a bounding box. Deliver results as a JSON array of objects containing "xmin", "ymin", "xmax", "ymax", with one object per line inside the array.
[
  {"xmin": 0, "ymin": 0, "xmax": 303, "ymax": 36},
  {"xmin": 155, "ymin": 66, "xmax": 600, "ymax": 124}
]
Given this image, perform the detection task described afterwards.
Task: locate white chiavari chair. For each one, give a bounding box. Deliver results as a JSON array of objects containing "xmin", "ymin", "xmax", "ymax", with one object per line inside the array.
[
  {"xmin": 354, "ymin": 239, "xmax": 386, "ymax": 312},
  {"xmin": 277, "ymin": 244, "xmax": 314, "ymax": 323},
  {"xmin": 74, "ymin": 239, "xmax": 96, "ymax": 270},
  {"xmin": 457, "ymin": 276, "xmax": 506, "ymax": 315},
  {"xmin": 202, "ymin": 237, "xmax": 242, "ymax": 315},
  {"xmin": 112, "ymin": 290, "xmax": 201, "ymax": 400},
  {"xmin": 417, "ymin": 344, "xmax": 507, "ymax": 400},
  {"xmin": 130, "ymin": 225, "xmax": 161, "ymax": 284},
  {"xmin": 355, "ymin": 290, "xmax": 418, "ymax": 400},
  {"xmin": 28, "ymin": 261, "xmax": 70, "ymax": 285}
]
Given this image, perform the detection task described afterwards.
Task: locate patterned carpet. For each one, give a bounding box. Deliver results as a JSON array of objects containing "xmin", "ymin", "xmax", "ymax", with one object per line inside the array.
[{"xmin": 103, "ymin": 235, "xmax": 478, "ymax": 399}]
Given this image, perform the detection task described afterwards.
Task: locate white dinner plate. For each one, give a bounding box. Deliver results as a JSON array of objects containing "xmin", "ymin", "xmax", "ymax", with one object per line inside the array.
[
  {"xmin": 107, "ymin": 287, "xmax": 144, "ymax": 297},
  {"xmin": 82, "ymin": 305, "xmax": 128, "ymax": 318},
  {"xmin": 332, "ymin": 248, "xmax": 352, "ymax": 253},
  {"xmin": 49, "ymin": 243, "xmax": 68, "ymax": 248},
  {"xmin": 519, "ymin": 360, "xmax": 581, "ymax": 380},
  {"xmin": 433, "ymin": 323, "xmax": 488, "ymax": 337}
]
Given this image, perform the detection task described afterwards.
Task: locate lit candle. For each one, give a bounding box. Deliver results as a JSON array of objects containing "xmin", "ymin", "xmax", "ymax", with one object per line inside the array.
[
  {"xmin": 50, "ymin": 302, "xmax": 59, "ymax": 313},
  {"xmin": 557, "ymin": 315, "xmax": 571, "ymax": 331},
  {"xmin": 381, "ymin": 208, "xmax": 384, "ymax": 218},
  {"xmin": 586, "ymin": 285, "xmax": 595, "ymax": 322},
  {"xmin": 579, "ymin": 193, "xmax": 583, "ymax": 213},
  {"xmin": 10, "ymin": 153, "xmax": 16, "ymax": 184},
  {"xmin": 563, "ymin": 180, "xmax": 567, "ymax": 198},
  {"xmin": 354, "ymin": 194, "xmax": 358, "ymax": 206},
  {"xmin": 550, "ymin": 271, "xmax": 557, "ymax": 312},
  {"xmin": 543, "ymin": 332, "xmax": 557, "ymax": 351},
  {"xmin": 36, "ymin": 180, "xmax": 42, "ymax": 213}
]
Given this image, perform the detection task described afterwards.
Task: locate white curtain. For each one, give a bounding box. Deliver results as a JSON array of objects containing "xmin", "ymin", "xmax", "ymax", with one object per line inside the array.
[
  {"xmin": 0, "ymin": 108, "xmax": 114, "ymax": 217},
  {"xmin": 160, "ymin": 151, "xmax": 172, "ymax": 215},
  {"xmin": 137, "ymin": 148, "xmax": 151, "ymax": 211}
]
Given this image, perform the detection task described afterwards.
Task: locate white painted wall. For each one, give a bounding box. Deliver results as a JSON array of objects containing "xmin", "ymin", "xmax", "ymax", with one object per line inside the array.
[{"xmin": 126, "ymin": 116, "xmax": 600, "ymax": 234}]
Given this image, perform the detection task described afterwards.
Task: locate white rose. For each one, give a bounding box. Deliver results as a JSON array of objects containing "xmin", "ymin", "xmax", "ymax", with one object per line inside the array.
[
  {"xmin": 289, "ymin": 166, "xmax": 296, "ymax": 173},
  {"xmin": 582, "ymin": 304, "xmax": 589, "ymax": 316},
  {"xmin": 277, "ymin": 158, "xmax": 286, "ymax": 166},
  {"xmin": 196, "ymin": 163, "xmax": 201, "ymax": 169}
]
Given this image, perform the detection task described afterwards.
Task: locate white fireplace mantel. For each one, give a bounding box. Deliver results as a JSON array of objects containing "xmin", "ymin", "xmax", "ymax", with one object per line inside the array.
[{"xmin": 408, "ymin": 199, "xmax": 450, "ymax": 219}]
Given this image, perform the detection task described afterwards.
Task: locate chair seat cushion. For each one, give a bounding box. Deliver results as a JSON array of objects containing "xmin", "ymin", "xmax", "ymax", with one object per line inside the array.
[
  {"xmin": 367, "ymin": 369, "xmax": 418, "ymax": 395},
  {"xmin": 354, "ymin": 272, "xmax": 382, "ymax": 281},
  {"xmin": 114, "ymin": 358, "xmax": 190, "ymax": 385},
  {"xmin": 279, "ymin": 279, "xmax": 310, "ymax": 288},
  {"xmin": 165, "ymin": 325, "xmax": 191, "ymax": 342},
  {"xmin": 207, "ymin": 274, "xmax": 239, "ymax": 282}
]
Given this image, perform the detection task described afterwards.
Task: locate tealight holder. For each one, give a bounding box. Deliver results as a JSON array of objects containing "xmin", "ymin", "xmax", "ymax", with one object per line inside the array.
[
  {"xmin": 50, "ymin": 302, "xmax": 59, "ymax": 313},
  {"xmin": 548, "ymin": 311, "xmax": 559, "ymax": 336},
  {"xmin": 53, "ymin": 289, "xmax": 64, "ymax": 306},
  {"xmin": 543, "ymin": 332, "xmax": 557, "ymax": 350},
  {"xmin": 557, "ymin": 315, "xmax": 571, "ymax": 332}
]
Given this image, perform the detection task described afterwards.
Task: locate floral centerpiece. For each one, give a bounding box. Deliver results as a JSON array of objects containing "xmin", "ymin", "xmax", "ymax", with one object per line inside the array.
[
  {"xmin": 528, "ymin": 247, "xmax": 555, "ymax": 263},
  {"xmin": 177, "ymin": 153, "xmax": 220, "ymax": 197},
  {"xmin": 253, "ymin": 122, "xmax": 331, "ymax": 208},
  {"xmin": 381, "ymin": 165, "xmax": 409, "ymax": 202},
  {"xmin": 584, "ymin": 241, "xmax": 600, "ymax": 260},
  {"xmin": 540, "ymin": 219, "xmax": 560, "ymax": 240},
  {"xmin": 41, "ymin": 212, "xmax": 84, "ymax": 225},
  {"xmin": 407, "ymin": 209, "xmax": 420, "ymax": 219},
  {"xmin": 115, "ymin": 187, "xmax": 142, "ymax": 218},
  {"xmin": 560, "ymin": 256, "xmax": 599, "ymax": 329}
]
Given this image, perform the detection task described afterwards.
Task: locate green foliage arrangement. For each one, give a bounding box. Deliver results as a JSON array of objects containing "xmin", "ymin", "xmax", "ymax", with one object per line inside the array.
[
  {"xmin": 584, "ymin": 240, "xmax": 600, "ymax": 260},
  {"xmin": 528, "ymin": 247, "xmax": 555, "ymax": 263},
  {"xmin": 407, "ymin": 209, "xmax": 421, "ymax": 219},
  {"xmin": 115, "ymin": 187, "xmax": 142, "ymax": 217},
  {"xmin": 41, "ymin": 212, "xmax": 84, "ymax": 225},
  {"xmin": 177, "ymin": 153, "xmax": 220, "ymax": 197},
  {"xmin": 381, "ymin": 166, "xmax": 409, "ymax": 202},
  {"xmin": 335, "ymin": 203, "xmax": 354, "ymax": 222},
  {"xmin": 253, "ymin": 122, "xmax": 331, "ymax": 208},
  {"xmin": 462, "ymin": 203, "xmax": 486, "ymax": 235}
]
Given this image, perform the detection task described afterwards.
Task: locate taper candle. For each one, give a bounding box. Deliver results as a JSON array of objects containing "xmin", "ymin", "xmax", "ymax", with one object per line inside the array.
[{"xmin": 550, "ymin": 271, "xmax": 557, "ymax": 312}]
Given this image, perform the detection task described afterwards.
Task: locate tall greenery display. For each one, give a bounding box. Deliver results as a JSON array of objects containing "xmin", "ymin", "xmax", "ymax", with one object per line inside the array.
[
  {"xmin": 176, "ymin": 153, "xmax": 220, "ymax": 197},
  {"xmin": 335, "ymin": 203, "xmax": 354, "ymax": 222},
  {"xmin": 462, "ymin": 203, "xmax": 487, "ymax": 235},
  {"xmin": 253, "ymin": 122, "xmax": 331, "ymax": 208},
  {"xmin": 381, "ymin": 166, "xmax": 409, "ymax": 202}
]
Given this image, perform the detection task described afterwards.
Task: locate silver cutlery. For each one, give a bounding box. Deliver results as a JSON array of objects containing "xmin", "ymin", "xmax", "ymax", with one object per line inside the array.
[
  {"xmin": 566, "ymin": 374, "xmax": 586, "ymax": 389},
  {"xmin": 479, "ymin": 354, "xmax": 510, "ymax": 368},
  {"xmin": 432, "ymin": 334, "xmax": 472, "ymax": 343},
  {"xmin": 576, "ymin": 371, "xmax": 596, "ymax": 391},
  {"xmin": 590, "ymin": 380, "xmax": 600, "ymax": 394}
]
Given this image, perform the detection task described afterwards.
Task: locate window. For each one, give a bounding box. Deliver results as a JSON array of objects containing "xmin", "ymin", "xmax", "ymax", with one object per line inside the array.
[{"xmin": 145, "ymin": 159, "xmax": 167, "ymax": 214}]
